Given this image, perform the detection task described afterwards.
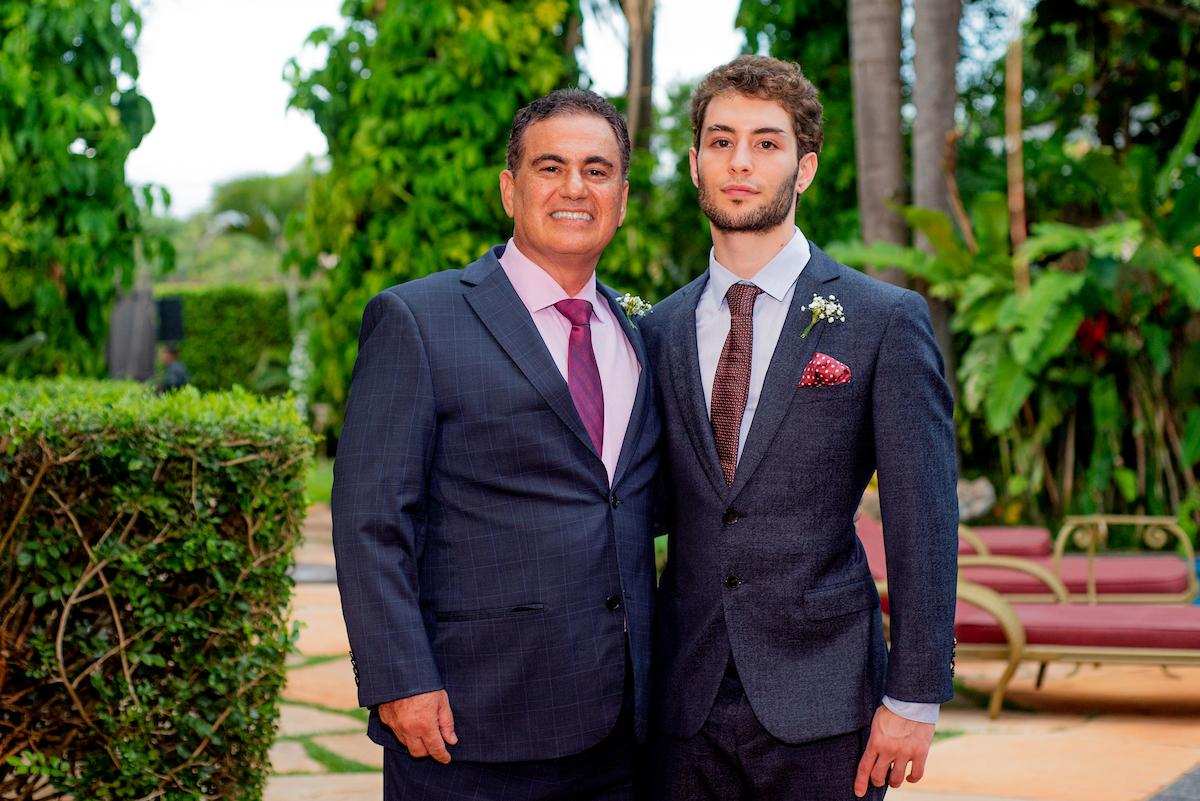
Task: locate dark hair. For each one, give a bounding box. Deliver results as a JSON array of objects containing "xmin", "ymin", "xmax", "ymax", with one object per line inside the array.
[
  {"xmin": 162, "ymin": 341, "xmax": 180, "ymax": 357},
  {"xmin": 691, "ymin": 55, "xmax": 823, "ymax": 156},
  {"xmin": 506, "ymin": 89, "xmax": 631, "ymax": 177}
]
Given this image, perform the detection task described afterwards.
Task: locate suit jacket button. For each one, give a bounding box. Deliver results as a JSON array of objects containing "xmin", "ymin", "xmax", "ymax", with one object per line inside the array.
[
  {"xmin": 722, "ymin": 509, "xmax": 740, "ymax": 525},
  {"xmin": 724, "ymin": 574, "xmax": 741, "ymax": 589},
  {"xmin": 605, "ymin": 594, "xmax": 623, "ymax": 611},
  {"xmin": 610, "ymin": 494, "xmax": 621, "ymax": 509}
]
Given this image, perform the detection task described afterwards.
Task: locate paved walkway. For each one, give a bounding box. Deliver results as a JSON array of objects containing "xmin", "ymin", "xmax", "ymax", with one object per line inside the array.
[{"xmin": 271, "ymin": 505, "xmax": 1200, "ymax": 800}]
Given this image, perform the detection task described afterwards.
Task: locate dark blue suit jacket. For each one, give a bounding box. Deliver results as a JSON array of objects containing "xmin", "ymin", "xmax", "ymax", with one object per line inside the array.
[
  {"xmin": 331, "ymin": 246, "xmax": 661, "ymax": 763},
  {"xmin": 640, "ymin": 244, "xmax": 958, "ymax": 744}
]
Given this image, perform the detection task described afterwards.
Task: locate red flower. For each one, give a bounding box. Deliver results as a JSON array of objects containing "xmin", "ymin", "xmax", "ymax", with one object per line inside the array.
[{"xmin": 1076, "ymin": 314, "xmax": 1110, "ymax": 361}]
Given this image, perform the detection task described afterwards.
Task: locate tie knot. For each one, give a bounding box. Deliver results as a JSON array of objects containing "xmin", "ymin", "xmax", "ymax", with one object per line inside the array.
[
  {"xmin": 725, "ymin": 283, "xmax": 762, "ymax": 318},
  {"xmin": 554, "ymin": 299, "xmax": 593, "ymax": 327}
]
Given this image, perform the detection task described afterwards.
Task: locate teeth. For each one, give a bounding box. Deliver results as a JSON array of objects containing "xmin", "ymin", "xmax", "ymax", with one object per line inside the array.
[{"xmin": 551, "ymin": 211, "xmax": 592, "ymax": 221}]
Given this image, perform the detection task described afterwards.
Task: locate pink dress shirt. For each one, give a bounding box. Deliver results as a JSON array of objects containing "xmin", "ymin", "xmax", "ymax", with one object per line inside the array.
[{"xmin": 499, "ymin": 238, "xmax": 640, "ymax": 484}]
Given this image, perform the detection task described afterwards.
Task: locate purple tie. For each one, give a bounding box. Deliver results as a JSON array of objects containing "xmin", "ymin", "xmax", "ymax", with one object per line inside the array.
[{"xmin": 554, "ymin": 299, "xmax": 604, "ymax": 456}]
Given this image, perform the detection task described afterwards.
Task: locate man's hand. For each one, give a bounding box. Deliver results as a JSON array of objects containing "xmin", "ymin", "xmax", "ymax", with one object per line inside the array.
[
  {"xmin": 853, "ymin": 704, "xmax": 935, "ymax": 797},
  {"xmin": 379, "ymin": 689, "xmax": 458, "ymax": 764}
]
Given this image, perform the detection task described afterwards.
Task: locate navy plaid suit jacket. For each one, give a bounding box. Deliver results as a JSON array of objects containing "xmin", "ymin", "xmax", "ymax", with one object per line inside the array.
[
  {"xmin": 641, "ymin": 244, "xmax": 958, "ymax": 744},
  {"xmin": 331, "ymin": 246, "xmax": 661, "ymax": 763}
]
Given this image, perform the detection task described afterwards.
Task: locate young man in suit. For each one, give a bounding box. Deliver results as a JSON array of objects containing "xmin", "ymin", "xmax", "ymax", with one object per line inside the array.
[
  {"xmin": 640, "ymin": 56, "xmax": 959, "ymax": 800},
  {"xmin": 332, "ymin": 89, "xmax": 660, "ymax": 800}
]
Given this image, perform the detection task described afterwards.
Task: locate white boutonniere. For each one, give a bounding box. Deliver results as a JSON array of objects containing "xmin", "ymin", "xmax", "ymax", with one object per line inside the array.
[
  {"xmin": 801, "ymin": 293, "xmax": 845, "ymax": 338},
  {"xmin": 615, "ymin": 293, "xmax": 653, "ymax": 319}
]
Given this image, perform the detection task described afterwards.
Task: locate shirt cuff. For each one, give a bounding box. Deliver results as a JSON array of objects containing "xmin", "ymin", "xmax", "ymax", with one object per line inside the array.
[{"xmin": 882, "ymin": 695, "xmax": 940, "ymax": 724}]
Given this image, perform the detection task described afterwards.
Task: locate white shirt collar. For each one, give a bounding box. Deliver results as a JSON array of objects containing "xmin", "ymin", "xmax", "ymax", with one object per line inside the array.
[{"xmin": 705, "ymin": 227, "xmax": 811, "ymax": 306}]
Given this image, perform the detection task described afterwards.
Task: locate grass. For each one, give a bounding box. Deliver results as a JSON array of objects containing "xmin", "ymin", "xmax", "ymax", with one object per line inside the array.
[
  {"xmin": 306, "ymin": 457, "xmax": 334, "ymax": 506},
  {"xmin": 933, "ymin": 727, "xmax": 965, "ymax": 743}
]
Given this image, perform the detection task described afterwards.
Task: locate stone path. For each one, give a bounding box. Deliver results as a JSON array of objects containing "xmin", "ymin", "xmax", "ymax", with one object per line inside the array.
[{"xmin": 269, "ymin": 504, "xmax": 1200, "ymax": 800}]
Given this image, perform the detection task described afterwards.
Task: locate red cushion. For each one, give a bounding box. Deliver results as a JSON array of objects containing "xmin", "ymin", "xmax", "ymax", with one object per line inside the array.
[
  {"xmin": 959, "ymin": 526, "xmax": 1052, "ymax": 557},
  {"xmin": 856, "ymin": 517, "xmax": 1190, "ymax": 595},
  {"xmin": 955, "ymin": 601, "xmax": 1200, "ymax": 649},
  {"xmin": 961, "ymin": 556, "xmax": 1192, "ymax": 595}
]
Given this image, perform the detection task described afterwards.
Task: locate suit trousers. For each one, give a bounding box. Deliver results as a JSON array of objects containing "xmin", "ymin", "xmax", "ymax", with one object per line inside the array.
[
  {"xmin": 383, "ymin": 648, "xmax": 638, "ymax": 801},
  {"xmin": 652, "ymin": 659, "xmax": 887, "ymax": 801}
]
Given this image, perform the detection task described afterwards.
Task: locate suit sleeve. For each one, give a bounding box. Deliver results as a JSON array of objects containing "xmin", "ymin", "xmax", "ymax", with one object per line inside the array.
[
  {"xmin": 871, "ymin": 290, "xmax": 958, "ymax": 705},
  {"xmin": 331, "ymin": 289, "xmax": 443, "ymax": 708}
]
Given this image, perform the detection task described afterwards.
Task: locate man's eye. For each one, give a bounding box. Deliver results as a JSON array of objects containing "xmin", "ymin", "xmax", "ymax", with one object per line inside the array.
[
  {"xmin": 759, "ymin": 141, "xmax": 778, "ymax": 149},
  {"xmin": 588, "ymin": 169, "xmax": 607, "ymax": 177},
  {"xmin": 542, "ymin": 166, "xmax": 560, "ymax": 173},
  {"xmin": 711, "ymin": 138, "xmax": 731, "ymax": 148}
]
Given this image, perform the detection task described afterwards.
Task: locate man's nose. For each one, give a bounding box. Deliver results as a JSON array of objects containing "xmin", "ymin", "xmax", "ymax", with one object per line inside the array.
[
  {"xmin": 730, "ymin": 140, "xmax": 753, "ymax": 173},
  {"xmin": 560, "ymin": 168, "xmax": 587, "ymax": 198}
]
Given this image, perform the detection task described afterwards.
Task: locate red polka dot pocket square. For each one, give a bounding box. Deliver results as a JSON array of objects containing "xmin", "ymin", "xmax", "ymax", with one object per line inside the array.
[{"xmin": 798, "ymin": 352, "xmax": 852, "ymax": 388}]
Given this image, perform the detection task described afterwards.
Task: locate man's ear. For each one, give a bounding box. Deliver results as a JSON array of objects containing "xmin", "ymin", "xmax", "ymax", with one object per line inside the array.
[
  {"xmin": 499, "ymin": 169, "xmax": 516, "ymax": 218},
  {"xmin": 689, "ymin": 147, "xmax": 700, "ymax": 189},
  {"xmin": 618, "ymin": 179, "xmax": 630, "ymax": 227},
  {"xmin": 795, "ymin": 151, "xmax": 819, "ymax": 195}
]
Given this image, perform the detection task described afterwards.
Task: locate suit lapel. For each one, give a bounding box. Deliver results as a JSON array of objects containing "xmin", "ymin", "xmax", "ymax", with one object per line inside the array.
[
  {"xmin": 461, "ymin": 248, "xmax": 602, "ymax": 465},
  {"xmin": 667, "ymin": 274, "xmax": 727, "ymax": 499},
  {"xmin": 598, "ymin": 284, "xmax": 650, "ymax": 489},
  {"xmin": 728, "ymin": 245, "xmax": 841, "ymax": 502}
]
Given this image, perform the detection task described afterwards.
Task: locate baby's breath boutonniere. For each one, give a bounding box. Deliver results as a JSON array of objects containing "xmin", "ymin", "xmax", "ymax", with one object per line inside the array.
[
  {"xmin": 615, "ymin": 293, "xmax": 653, "ymax": 319},
  {"xmin": 800, "ymin": 293, "xmax": 845, "ymax": 338}
]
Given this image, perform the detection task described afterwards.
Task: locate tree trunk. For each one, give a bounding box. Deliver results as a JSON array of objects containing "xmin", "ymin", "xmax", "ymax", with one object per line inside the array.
[
  {"xmin": 913, "ymin": 0, "xmax": 962, "ymax": 399},
  {"xmin": 1006, "ymin": 38, "xmax": 1029, "ymax": 292},
  {"xmin": 622, "ymin": 0, "xmax": 655, "ymax": 152},
  {"xmin": 849, "ymin": 0, "xmax": 907, "ymax": 286}
]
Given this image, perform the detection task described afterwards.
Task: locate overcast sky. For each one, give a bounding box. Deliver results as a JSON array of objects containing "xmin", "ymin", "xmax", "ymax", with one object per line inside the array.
[{"xmin": 126, "ymin": 0, "xmax": 744, "ymax": 218}]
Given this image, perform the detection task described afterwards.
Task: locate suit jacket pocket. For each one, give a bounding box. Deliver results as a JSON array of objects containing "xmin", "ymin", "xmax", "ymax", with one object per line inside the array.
[
  {"xmin": 802, "ymin": 575, "xmax": 879, "ymax": 621},
  {"xmin": 434, "ymin": 603, "xmax": 547, "ymax": 622},
  {"xmin": 792, "ymin": 381, "xmax": 857, "ymax": 403}
]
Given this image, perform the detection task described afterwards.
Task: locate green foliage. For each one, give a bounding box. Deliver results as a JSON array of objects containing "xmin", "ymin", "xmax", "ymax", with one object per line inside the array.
[
  {"xmin": 154, "ymin": 284, "xmax": 292, "ymax": 395},
  {"xmin": 829, "ymin": 106, "xmax": 1200, "ymax": 531},
  {"xmin": 144, "ymin": 213, "xmax": 284, "ymax": 286},
  {"xmin": 598, "ymin": 81, "xmax": 711, "ymax": 301},
  {"xmin": 0, "ymin": 378, "xmax": 314, "ymax": 800},
  {"xmin": 736, "ymin": 0, "xmax": 859, "ymax": 245},
  {"xmin": 0, "ymin": 0, "xmax": 168, "ymax": 378},
  {"xmin": 285, "ymin": 0, "xmax": 581, "ymax": 440}
]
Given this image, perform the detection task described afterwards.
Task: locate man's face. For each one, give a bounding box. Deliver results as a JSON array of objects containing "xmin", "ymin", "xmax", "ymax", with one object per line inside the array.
[
  {"xmin": 690, "ymin": 92, "xmax": 818, "ymax": 233},
  {"xmin": 500, "ymin": 113, "xmax": 628, "ymax": 266}
]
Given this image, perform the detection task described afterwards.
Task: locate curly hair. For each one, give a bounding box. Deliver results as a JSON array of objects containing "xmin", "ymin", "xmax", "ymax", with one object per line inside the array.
[{"xmin": 690, "ymin": 55, "xmax": 823, "ymax": 157}]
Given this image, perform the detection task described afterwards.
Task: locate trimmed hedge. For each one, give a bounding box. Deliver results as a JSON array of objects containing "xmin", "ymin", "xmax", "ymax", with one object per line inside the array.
[
  {"xmin": 0, "ymin": 378, "xmax": 313, "ymax": 799},
  {"xmin": 154, "ymin": 284, "xmax": 292, "ymax": 395}
]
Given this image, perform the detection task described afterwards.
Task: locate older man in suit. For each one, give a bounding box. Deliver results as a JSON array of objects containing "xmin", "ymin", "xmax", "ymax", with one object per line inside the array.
[
  {"xmin": 331, "ymin": 89, "xmax": 660, "ymax": 800},
  {"xmin": 641, "ymin": 56, "xmax": 959, "ymax": 800}
]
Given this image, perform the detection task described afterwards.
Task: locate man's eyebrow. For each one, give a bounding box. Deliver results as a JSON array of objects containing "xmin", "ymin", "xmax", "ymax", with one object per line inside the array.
[
  {"xmin": 583, "ymin": 155, "xmax": 615, "ymax": 169},
  {"xmin": 530, "ymin": 154, "xmax": 567, "ymax": 166},
  {"xmin": 705, "ymin": 124, "xmax": 788, "ymax": 136}
]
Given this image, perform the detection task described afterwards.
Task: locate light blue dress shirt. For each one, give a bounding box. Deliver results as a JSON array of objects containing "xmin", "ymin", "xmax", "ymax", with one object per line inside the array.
[{"xmin": 695, "ymin": 227, "xmax": 940, "ymax": 726}]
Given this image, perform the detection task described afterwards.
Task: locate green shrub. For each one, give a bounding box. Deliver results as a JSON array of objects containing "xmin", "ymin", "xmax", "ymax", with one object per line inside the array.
[
  {"xmin": 154, "ymin": 284, "xmax": 292, "ymax": 395},
  {"xmin": 0, "ymin": 378, "xmax": 314, "ymax": 800}
]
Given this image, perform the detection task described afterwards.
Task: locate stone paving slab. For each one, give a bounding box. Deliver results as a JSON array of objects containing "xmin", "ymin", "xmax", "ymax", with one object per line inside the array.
[
  {"xmin": 269, "ymin": 741, "xmax": 324, "ymax": 775},
  {"xmin": 890, "ymin": 791, "xmax": 1039, "ymax": 801},
  {"xmin": 279, "ymin": 702, "xmax": 363, "ymax": 737},
  {"xmin": 264, "ymin": 773, "xmax": 381, "ymax": 801},
  {"xmin": 292, "ymin": 584, "xmax": 350, "ymax": 656},
  {"xmin": 284, "ymin": 655, "xmax": 361, "ymax": 710},
  {"xmin": 956, "ymin": 660, "xmax": 1200, "ymax": 716},
  {"xmin": 311, "ymin": 733, "xmax": 384, "ymax": 769},
  {"xmin": 914, "ymin": 726, "xmax": 1200, "ymax": 801}
]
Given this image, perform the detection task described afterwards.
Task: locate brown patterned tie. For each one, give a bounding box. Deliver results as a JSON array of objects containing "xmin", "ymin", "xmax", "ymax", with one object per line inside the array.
[{"xmin": 710, "ymin": 283, "xmax": 762, "ymax": 485}]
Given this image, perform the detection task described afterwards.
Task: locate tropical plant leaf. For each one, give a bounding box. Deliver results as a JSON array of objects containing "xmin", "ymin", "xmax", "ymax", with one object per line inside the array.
[
  {"xmin": 1156, "ymin": 95, "xmax": 1200, "ymax": 199},
  {"xmin": 984, "ymin": 349, "xmax": 1036, "ymax": 434},
  {"xmin": 969, "ymin": 192, "xmax": 1010, "ymax": 259}
]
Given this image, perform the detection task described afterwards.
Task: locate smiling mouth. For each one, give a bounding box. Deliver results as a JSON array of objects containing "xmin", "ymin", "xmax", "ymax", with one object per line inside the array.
[{"xmin": 550, "ymin": 211, "xmax": 594, "ymax": 221}]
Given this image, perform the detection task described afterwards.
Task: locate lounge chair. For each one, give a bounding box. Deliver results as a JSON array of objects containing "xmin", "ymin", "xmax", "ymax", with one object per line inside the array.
[
  {"xmin": 875, "ymin": 569, "xmax": 1200, "ymax": 717},
  {"xmin": 859, "ymin": 516, "xmax": 1197, "ymax": 604}
]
